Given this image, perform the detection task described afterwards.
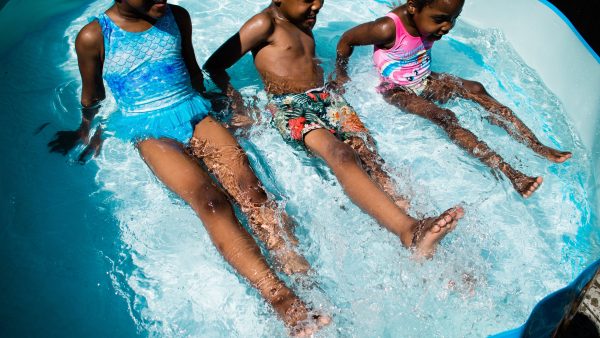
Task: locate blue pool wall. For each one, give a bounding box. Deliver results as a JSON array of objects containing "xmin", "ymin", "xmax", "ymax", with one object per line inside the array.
[
  {"xmin": 1, "ymin": 0, "xmax": 599, "ymax": 336},
  {"xmin": 462, "ymin": 0, "xmax": 600, "ymax": 217}
]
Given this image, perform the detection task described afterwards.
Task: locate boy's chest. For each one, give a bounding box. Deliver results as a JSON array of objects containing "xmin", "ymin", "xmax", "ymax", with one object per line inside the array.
[{"xmin": 270, "ymin": 27, "xmax": 315, "ymax": 58}]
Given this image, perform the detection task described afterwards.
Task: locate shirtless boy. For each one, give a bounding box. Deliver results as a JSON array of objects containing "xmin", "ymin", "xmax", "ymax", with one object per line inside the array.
[{"xmin": 204, "ymin": 0, "xmax": 464, "ymax": 258}]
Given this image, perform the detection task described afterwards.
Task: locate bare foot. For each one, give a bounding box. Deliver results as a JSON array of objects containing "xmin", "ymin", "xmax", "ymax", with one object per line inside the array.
[
  {"xmin": 512, "ymin": 175, "xmax": 543, "ymax": 198},
  {"xmin": 411, "ymin": 206, "xmax": 464, "ymax": 259},
  {"xmin": 274, "ymin": 248, "xmax": 311, "ymax": 275},
  {"xmin": 537, "ymin": 146, "xmax": 572, "ymax": 163},
  {"xmin": 272, "ymin": 297, "xmax": 331, "ymax": 336}
]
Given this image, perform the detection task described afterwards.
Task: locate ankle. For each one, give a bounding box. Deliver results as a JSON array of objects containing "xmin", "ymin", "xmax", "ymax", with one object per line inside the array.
[{"xmin": 399, "ymin": 220, "xmax": 419, "ymax": 248}]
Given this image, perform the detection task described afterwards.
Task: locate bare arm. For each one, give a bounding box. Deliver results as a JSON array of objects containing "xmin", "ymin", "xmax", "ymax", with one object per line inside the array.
[
  {"xmin": 78, "ymin": 21, "xmax": 105, "ymax": 117},
  {"xmin": 171, "ymin": 5, "xmax": 205, "ymax": 94},
  {"xmin": 203, "ymin": 12, "xmax": 274, "ymax": 114},
  {"xmin": 335, "ymin": 17, "xmax": 396, "ymax": 84},
  {"xmin": 49, "ymin": 21, "xmax": 105, "ymax": 162}
]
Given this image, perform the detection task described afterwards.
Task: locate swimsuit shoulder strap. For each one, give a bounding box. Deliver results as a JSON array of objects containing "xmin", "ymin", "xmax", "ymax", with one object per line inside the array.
[
  {"xmin": 92, "ymin": 12, "xmax": 115, "ymax": 44},
  {"xmin": 385, "ymin": 12, "xmax": 408, "ymax": 50},
  {"xmin": 155, "ymin": 5, "xmax": 179, "ymax": 36}
]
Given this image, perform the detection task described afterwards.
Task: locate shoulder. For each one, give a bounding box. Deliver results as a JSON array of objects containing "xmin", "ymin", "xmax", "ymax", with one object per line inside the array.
[
  {"xmin": 76, "ymin": 20, "xmax": 103, "ymax": 51},
  {"xmin": 169, "ymin": 4, "xmax": 191, "ymax": 22},
  {"xmin": 240, "ymin": 11, "xmax": 275, "ymax": 38},
  {"xmin": 372, "ymin": 15, "xmax": 396, "ymax": 38}
]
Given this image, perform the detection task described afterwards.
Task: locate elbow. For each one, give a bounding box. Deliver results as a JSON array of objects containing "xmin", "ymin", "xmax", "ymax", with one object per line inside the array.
[
  {"xmin": 202, "ymin": 57, "xmax": 222, "ymax": 75},
  {"xmin": 203, "ymin": 65, "xmax": 230, "ymax": 85},
  {"xmin": 336, "ymin": 35, "xmax": 352, "ymax": 57},
  {"xmin": 202, "ymin": 63, "xmax": 217, "ymax": 78},
  {"xmin": 336, "ymin": 35, "xmax": 346, "ymax": 53}
]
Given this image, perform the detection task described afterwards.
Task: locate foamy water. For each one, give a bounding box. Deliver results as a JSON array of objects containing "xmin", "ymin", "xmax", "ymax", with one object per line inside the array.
[{"xmin": 24, "ymin": 0, "xmax": 600, "ymax": 336}]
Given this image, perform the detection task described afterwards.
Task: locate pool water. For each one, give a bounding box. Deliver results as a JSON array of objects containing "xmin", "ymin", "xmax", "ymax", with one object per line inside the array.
[{"xmin": 1, "ymin": 0, "xmax": 598, "ymax": 336}]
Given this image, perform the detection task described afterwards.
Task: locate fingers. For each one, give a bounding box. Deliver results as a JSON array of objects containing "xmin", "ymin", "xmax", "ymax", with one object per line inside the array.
[
  {"xmin": 77, "ymin": 128, "xmax": 103, "ymax": 164},
  {"xmin": 230, "ymin": 114, "xmax": 254, "ymax": 128},
  {"xmin": 77, "ymin": 144, "xmax": 94, "ymax": 163},
  {"xmin": 47, "ymin": 130, "xmax": 83, "ymax": 154},
  {"xmin": 91, "ymin": 127, "xmax": 103, "ymax": 157},
  {"xmin": 47, "ymin": 129, "xmax": 101, "ymax": 161}
]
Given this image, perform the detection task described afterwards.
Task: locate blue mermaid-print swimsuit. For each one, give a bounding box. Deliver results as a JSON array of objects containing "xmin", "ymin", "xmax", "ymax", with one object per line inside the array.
[{"xmin": 97, "ymin": 6, "xmax": 210, "ymax": 143}]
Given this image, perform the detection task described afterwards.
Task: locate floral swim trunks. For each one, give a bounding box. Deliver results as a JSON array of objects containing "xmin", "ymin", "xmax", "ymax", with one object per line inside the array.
[{"xmin": 267, "ymin": 88, "xmax": 369, "ymax": 145}]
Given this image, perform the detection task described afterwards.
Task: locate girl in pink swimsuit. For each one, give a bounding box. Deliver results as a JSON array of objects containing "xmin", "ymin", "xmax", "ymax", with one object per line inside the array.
[{"xmin": 335, "ymin": 0, "xmax": 572, "ymax": 198}]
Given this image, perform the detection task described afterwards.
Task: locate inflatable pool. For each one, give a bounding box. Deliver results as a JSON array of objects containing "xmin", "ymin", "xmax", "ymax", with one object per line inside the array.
[{"xmin": 0, "ymin": 0, "xmax": 598, "ymax": 336}]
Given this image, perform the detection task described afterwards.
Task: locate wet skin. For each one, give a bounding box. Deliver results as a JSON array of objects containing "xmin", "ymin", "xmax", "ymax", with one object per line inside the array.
[
  {"xmin": 50, "ymin": 0, "xmax": 321, "ymax": 333},
  {"xmin": 205, "ymin": 0, "xmax": 464, "ymax": 266},
  {"xmin": 205, "ymin": 0, "xmax": 326, "ymax": 95},
  {"xmin": 336, "ymin": 0, "xmax": 571, "ymax": 197}
]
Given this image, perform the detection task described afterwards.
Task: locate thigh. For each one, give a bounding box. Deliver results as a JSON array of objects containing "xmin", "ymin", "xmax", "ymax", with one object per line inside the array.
[
  {"xmin": 384, "ymin": 87, "xmax": 445, "ymax": 118},
  {"xmin": 137, "ymin": 138, "xmax": 217, "ymax": 206},
  {"xmin": 191, "ymin": 116, "xmax": 265, "ymax": 197},
  {"xmin": 192, "ymin": 116, "xmax": 251, "ymax": 171},
  {"xmin": 304, "ymin": 128, "xmax": 357, "ymax": 166},
  {"xmin": 423, "ymin": 72, "xmax": 467, "ymax": 102}
]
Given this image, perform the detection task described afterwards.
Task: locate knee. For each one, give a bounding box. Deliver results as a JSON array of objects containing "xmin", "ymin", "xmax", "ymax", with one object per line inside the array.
[
  {"xmin": 466, "ymin": 81, "xmax": 486, "ymax": 95},
  {"xmin": 191, "ymin": 184, "xmax": 232, "ymax": 216},
  {"xmin": 431, "ymin": 109, "xmax": 459, "ymax": 127},
  {"xmin": 328, "ymin": 143, "xmax": 360, "ymax": 168}
]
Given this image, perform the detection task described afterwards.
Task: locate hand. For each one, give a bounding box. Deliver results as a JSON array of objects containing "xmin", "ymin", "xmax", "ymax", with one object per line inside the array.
[
  {"xmin": 229, "ymin": 113, "xmax": 255, "ymax": 129},
  {"xmin": 226, "ymin": 95, "xmax": 260, "ymax": 131},
  {"xmin": 327, "ymin": 78, "xmax": 347, "ymax": 95},
  {"xmin": 202, "ymin": 91, "xmax": 229, "ymax": 112},
  {"xmin": 77, "ymin": 127, "xmax": 103, "ymax": 163},
  {"xmin": 48, "ymin": 125, "xmax": 103, "ymax": 163},
  {"xmin": 328, "ymin": 72, "xmax": 350, "ymax": 95},
  {"xmin": 335, "ymin": 72, "xmax": 351, "ymax": 86},
  {"xmin": 48, "ymin": 128, "xmax": 88, "ymax": 155}
]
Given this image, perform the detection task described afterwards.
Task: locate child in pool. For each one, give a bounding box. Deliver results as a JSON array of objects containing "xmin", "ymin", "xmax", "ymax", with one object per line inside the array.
[
  {"xmin": 47, "ymin": 0, "xmax": 329, "ymax": 333},
  {"xmin": 204, "ymin": 0, "xmax": 464, "ymax": 259},
  {"xmin": 335, "ymin": 0, "xmax": 572, "ymax": 198}
]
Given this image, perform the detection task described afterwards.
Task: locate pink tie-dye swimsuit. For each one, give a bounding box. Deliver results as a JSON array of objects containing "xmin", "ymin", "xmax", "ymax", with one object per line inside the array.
[{"xmin": 373, "ymin": 12, "xmax": 434, "ymax": 95}]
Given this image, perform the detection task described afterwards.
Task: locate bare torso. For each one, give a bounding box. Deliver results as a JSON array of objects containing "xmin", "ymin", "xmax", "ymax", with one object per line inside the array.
[{"xmin": 252, "ymin": 7, "xmax": 324, "ymax": 94}]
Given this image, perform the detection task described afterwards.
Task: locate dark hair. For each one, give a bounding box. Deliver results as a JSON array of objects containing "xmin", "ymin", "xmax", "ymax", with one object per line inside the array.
[
  {"xmin": 413, "ymin": 0, "xmax": 465, "ymax": 10},
  {"xmin": 413, "ymin": 0, "xmax": 436, "ymax": 10},
  {"xmin": 389, "ymin": 0, "xmax": 437, "ymax": 11}
]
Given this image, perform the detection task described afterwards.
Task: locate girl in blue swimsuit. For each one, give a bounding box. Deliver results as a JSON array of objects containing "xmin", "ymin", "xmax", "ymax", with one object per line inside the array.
[{"xmin": 48, "ymin": 0, "xmax": 328, "ymax": 333}]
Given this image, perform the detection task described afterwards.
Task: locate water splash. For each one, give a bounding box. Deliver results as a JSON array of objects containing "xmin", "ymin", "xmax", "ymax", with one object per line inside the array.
[{"xmin": 53, "ymin": 0, "xmax": 600, "ymax": 336}]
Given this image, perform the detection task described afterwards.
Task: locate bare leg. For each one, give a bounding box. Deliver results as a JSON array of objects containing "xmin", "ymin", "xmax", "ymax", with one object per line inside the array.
[
  {"xmin": 426, "ymin": 73, "xmax": 572, "ymax": 163},
  {"xmin": 188, "ymin": 116, "xmax": 309, "ymax": 275},
  {"xmin": 345, "ymin": 136, "xmax": 410, "ymax": 211},
  {"xmin": 137, "ymin": 138, "xmax": 328, "ymax": 334},
  {"xmin": 383, "ymin": 88, "xmax": 542, "ymax": 198},
  {"xmin": 304, "ymin": 129, "xmax": 463, "ymax": 258}
]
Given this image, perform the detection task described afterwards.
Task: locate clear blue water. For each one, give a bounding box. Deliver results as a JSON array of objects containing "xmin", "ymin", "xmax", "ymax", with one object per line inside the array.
[{"xmin": 1, "ymin": 0, "xmax": 598, "ymax": 337}]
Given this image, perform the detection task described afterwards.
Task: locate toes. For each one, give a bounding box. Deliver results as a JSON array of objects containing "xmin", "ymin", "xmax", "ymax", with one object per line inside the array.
[
  {"xmin": 549, "ymin": 150, "xmax": 572, "ymax": 163},
  {"xmin": 559, "ymin": 152, "xmax": 572, "ymax": 162},
  {"xmin": 291, "ymin": 314, "xmax": 330, "ymax": 337},
  {"xmin": 292, "ymin": 327, "xmax": 311, "ymax": 337},
  {"xmin": 318, "ymin": 314, "xmax": 332, "ymax": 326},
  {"xmin": 521, "ymin": 177, "xmax": 543, "ymax": 198},
  {"xmin": 429, "ymin": 223, "xmax": 442, "ymax": 233},
  {"xmin": 434, "ymin": 207, "xmax": 464, "ymax": 229}
]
